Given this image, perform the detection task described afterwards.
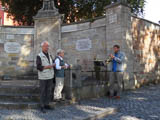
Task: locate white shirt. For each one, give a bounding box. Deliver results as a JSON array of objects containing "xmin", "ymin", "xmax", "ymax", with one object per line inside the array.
[{"xmin": 55, "ymin": 56, "xmax": 68, "ymax": 70}]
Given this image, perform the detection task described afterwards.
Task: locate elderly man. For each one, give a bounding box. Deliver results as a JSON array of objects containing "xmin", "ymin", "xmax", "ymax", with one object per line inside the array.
[
  {"xmin": 108, "ymin": 45, "xmax": 125, "ymax": 99},
  {"xmin": 36, "ymin": 41, "xmax": 55, "ymax": 113},
  {"xmin": 54, "ymin": 49, "xmax": 69, "ymax": 102}
]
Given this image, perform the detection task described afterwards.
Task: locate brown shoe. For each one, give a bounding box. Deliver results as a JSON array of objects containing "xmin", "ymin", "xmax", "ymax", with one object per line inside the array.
[
  {"xmin": 114, "ymin": 96, "xmax": 120, "ymax": 99},
  {"xmin": 108, "ymin": 96, "xmax": 114, "ymax": 98}
]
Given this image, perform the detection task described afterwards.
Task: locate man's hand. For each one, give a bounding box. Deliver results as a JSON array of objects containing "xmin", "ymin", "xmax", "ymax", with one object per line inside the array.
[
  {"xmin": 110, "ymin": 54, "xmax": 115, "ymax": 59},
  {"xmin": 61, "ymin": 65, "xmax": 67, "ymax": 69},
  {"xmin": 52, "ymin": 63, "xmax": 56, "ymax": 67},
  {"xmin": 44, "ymin": 65, "xmax": 54, "ymax": 69},
  {"xmin": 68, "ymin": 64, "xmax": 72, "ymax": 69}
]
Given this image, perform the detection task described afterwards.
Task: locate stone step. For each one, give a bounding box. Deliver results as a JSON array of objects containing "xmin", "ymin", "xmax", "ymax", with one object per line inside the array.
[
  {"xmin": 0, "ymin": 80, "xmax": 39, "ymax": 86},
  {"xmin": 0, "ymin": 101, "xmax": 39, "ymax": 109},
  {"xmin": 0, "ymin": 80, "xmax": 72, "ymax": 110},
  {"xmin": 0, "ymin": 85, "xmax": 40, "ymax": 94},
  {"xmin": 0, "ymin": 100, "xmax": 72, "ymax": 109},
  {"xmin": 0, "ymin": 93, "xmax": 39, "ymax": 102}
]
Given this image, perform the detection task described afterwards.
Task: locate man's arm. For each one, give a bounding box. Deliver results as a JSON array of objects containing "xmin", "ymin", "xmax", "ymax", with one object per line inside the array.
[
  {"xmin": 114, "ymin": 53, "xmax": 125, "ymax": 64},
  {"xmin": 55, "ymin": 58, "xmax": 61, "ymax": 70},
  {"xmin": 65, "ymin": 63, "xmax": 69, "ymax": 68},
  {"xmin": 36, "ymin": 56, "xmax": 44, "ymax": 71},
  {"xmin": 55, "ymin": 58, "xmax": 67, "ymax": 70}
]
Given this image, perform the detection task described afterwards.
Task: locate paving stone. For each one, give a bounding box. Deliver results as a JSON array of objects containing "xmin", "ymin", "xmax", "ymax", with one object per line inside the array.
[
  {"xmin": 0, "ymin": 84, "xmax": 160, "ymax": 120},
  {"xmin": 99, "ymin": 84, "xmax": 160, "ymax": 120}
]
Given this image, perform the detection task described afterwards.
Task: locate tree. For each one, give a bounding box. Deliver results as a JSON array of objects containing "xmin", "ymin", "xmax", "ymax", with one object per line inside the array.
[
  {"xmin": 1, "ymin": 0, "xmax": 146, "ymax": 26},
  {"xmin": 1, "ymin": 0, "xmax": 43, "ymax": 25}
]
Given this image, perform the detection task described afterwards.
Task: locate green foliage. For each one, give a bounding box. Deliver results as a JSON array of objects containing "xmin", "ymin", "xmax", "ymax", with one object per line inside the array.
[
  {"xmin": 1, "ymin": 0, "xmax": 146, "ymax": 26},
  {"xmin": 1, "ymin": 0, "xmax": 43, "ymax": 25},
  {"xmin": 127, "ymin": 0, "xmax": 146, "ymax": 16}
]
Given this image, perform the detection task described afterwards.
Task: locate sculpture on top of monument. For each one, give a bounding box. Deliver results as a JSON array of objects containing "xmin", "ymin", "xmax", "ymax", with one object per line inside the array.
[
  {"xmin": 42, "ymin": 0, "xmax": 57, "ymax": 11},
  {"xmin": 35, "ymin": 0, "xmax": 59, "ymax": 18}
]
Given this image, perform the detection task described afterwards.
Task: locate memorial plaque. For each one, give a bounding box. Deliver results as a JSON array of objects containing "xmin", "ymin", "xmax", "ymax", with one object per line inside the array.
[
  {"xmin": 76, "ymin": 38, "xmax": 92, "ymax": 51},
  {"xmin": 4, "ymin": 42, "xmax": 21, "ymax": 53},
  {"xmin": 109, "ymin": 14, "xmax": 117, "ymax": 24}
]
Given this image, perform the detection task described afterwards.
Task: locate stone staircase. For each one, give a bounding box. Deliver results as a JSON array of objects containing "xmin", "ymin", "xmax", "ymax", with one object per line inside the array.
[
  {"xmin": 0, "ymin": 80, "xmax": 39, "ymax": 109},
  {"xmin": 0, "ymin": 80, "xmax": 71, "ymax": 109}
]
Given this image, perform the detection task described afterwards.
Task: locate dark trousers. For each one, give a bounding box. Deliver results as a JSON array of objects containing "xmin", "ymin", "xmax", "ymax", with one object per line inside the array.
[{"xmin": 40, "ymin": 79, "xmax": 53, "ymax": 107}]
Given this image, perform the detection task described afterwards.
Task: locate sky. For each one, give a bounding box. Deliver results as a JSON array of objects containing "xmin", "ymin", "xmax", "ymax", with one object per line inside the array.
[{"xmin": 144, "ymin": 0, "xmax": 160, "ymax": 24}]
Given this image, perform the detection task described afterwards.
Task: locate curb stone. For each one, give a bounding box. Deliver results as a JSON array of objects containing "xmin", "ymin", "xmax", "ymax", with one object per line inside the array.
[{"xmin": 77, "ymin": 107, "xmax": 118, "ymax": 120}]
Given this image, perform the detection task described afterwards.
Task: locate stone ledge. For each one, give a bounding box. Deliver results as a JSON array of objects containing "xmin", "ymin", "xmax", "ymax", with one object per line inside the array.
[
  {"xmin": 104, "ymin": 1, "xmax": 130, "ymax": 10},
  {"xmin": 79, "ymin": 107, "xmax": 117, "ymax": 120}
]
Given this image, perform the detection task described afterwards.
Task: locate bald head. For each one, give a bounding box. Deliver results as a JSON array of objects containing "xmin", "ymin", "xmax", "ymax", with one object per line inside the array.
[{"xmin": 41, "ymin": 41, "xmax": 49, "ymax": 53}]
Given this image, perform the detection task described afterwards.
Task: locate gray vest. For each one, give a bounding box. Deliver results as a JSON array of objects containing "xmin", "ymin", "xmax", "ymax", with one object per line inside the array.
[
  {"xmin": 38, "ymin": 52, "xmax": 54, "ymax": 80},
  {"xmin": 55, "ymin": 56, "xmax": 65, "ymax": 78}
]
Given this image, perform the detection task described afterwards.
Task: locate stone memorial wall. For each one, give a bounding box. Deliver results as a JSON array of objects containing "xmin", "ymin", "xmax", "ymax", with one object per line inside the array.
[
  {"xmin": 61, "ymin": 17, "xmax": 106, "ymax": 70},
  {"xmin": 131, "ymin": 17, "xmax": 160, "ymax": 87},
  {"xmin": 0, "ymin": 2, "xmax": 159, "ymax": 90},
  {"xmin": 0, "ymin": 26, "xmax": 34, "ymax": 78}
]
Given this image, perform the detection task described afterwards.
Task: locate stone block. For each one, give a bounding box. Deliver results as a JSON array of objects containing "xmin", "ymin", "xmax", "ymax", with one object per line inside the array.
[
  {"xmin": 8, "ymin": 61, "xmax": 17, "ymax": 65},
  {"xmin": 34, "ymin": 16, "xmax": 61, "ymax": 59},
  {"xmin": 91, "ymin": 18, "xmax": 106, "ymax": 28},
  {"xmin": 77, "ymin": 22, "xmax": 90, "ymax": 30},
  {"xmin": 11, "ymin": 57, "xmax": 19, "ymax": 61},
  {"xmin": 8, "ymin": 54, "xmax": 19, "ymax": 57},
  {"xmin": 67, "ymin": 84, "xmax": 108, "ymax": 100},
  {"xmin": 0, "ymin": 43, "xmax": 4, "ymax": 52}
]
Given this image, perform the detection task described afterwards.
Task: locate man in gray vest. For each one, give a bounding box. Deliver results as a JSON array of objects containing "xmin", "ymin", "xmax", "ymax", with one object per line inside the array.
[
  {"xmin": 108, "ymin": 45, "xmax": 125, "ymax": 99},
  {"xmin": 36, "ymin": 41, "xmax": 55, "ymax": 113},
  {"xmin": 54, "ymin": 49, "xmax": 69, "ymax": 102}
]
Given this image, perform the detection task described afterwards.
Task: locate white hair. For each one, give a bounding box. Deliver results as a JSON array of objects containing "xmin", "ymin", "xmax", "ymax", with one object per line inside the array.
[
  {"xmin": 56, "ymin": 49, "xmax": 64, "ymax": 55},
  {"xmin": 41, "ymin": 41, "xmax": 49, "ymax": 47}
]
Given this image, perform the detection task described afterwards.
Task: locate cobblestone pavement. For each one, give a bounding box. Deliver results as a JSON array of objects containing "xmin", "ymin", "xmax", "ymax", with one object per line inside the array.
[
  {"xmin": 99, "ymin": 84, "xmax": 160, "ymax": 120},
  {"xmin": 0, "ymin": 84, "xmax": 160, "ymax": 120}
]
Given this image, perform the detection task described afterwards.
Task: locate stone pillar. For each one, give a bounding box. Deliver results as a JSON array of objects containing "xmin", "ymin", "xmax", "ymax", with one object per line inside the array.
[
  {"xmin": 105, "ymin": 2, "xmax": 135, "ymax": 89},
  {"xmin": 64, "ymin": 68, "xmax": 82, "ymax": 102},
  {"xmin": 33, "ymin": 0, "xmax": 62, "ymax": 62}
]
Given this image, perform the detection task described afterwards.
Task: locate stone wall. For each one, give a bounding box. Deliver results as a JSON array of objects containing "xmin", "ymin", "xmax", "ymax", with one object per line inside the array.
[
  {"xmin": 0, "ymin": 26, "xmax": 34, "ymax": 79},
  {"xmin": 105, "ymin": 3, "xmax": 135, "ymax": 89},
  {"xmin": 61, "ymin": 17, "xmax": 106, "ymax": 71},
  {"xmin": 0, "ymin": 2, "xmax": 160, "ymax": 92},
  {"xmin": 104, "ymin": 3, "xmax": 160, "ymax": 89},
  {"xmin": 131, "ymin": 16, "xmax": 160, "ymax": 87}
]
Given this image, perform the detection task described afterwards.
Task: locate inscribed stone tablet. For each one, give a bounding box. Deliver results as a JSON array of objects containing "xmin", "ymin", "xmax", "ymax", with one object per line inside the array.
[
  {"xmin": 76, "ymin": 38, "xmax": 92, "ymax": 51},
  {"xmin": 4, "ymin": 42, "xmax": 21, "ymax": 53},
  {"xmin": 109, "ymin": 14, "xmax": 117, "ymax": 24}
]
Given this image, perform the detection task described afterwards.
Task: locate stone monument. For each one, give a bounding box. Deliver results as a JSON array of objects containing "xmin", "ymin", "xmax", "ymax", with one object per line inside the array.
[{"xmin": 34, "ymin": 0, "xmax": 62, "ymax": 63}]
